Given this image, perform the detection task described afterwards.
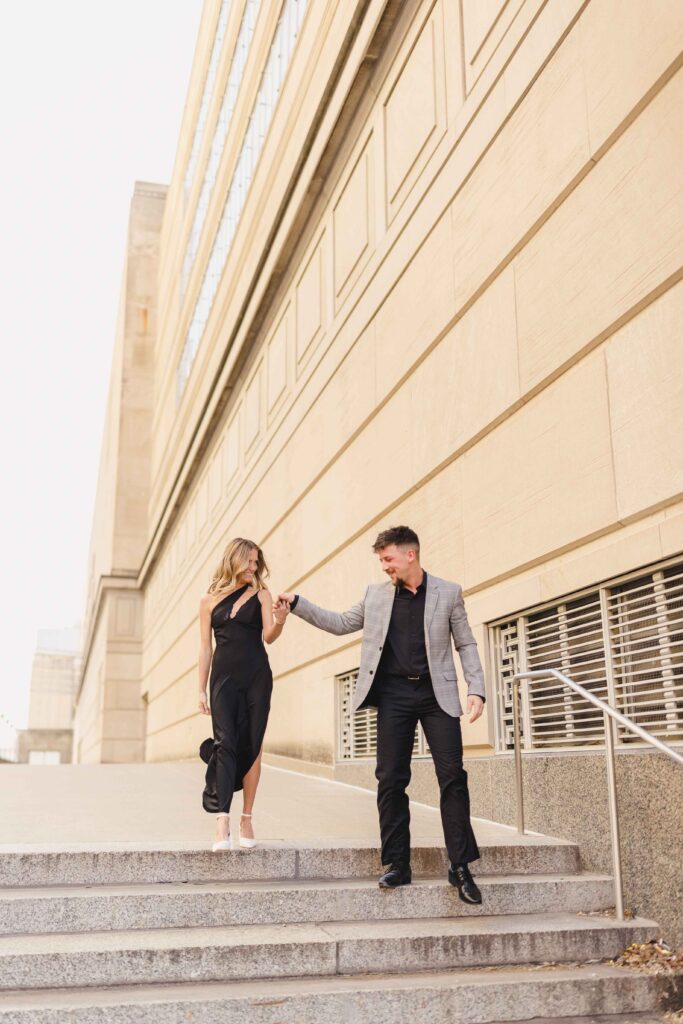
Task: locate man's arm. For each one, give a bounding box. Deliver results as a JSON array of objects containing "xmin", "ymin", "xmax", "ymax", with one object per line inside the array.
[
  {"xmin": 278, "ymin": 589, "xmax": 367, "ymax": 636},
  {"xmin": 449, "ymin": 586, "xmax": 486, "ymax": 703}
]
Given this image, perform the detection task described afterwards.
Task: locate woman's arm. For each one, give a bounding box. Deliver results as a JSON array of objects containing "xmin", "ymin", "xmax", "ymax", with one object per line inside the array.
[
  {"xmin": 260, "ymin": 589, "xmax": 288, "ymax": 644},
  {"xmin": 197, "ymin": 595, "xmax": 213, "ymax": 714}
]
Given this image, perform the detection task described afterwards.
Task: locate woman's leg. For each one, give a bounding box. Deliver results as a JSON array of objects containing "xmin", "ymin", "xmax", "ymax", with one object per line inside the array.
[
  {"xmin": 240, "ymin": 748, "xmax": 262, "ymax": 840},
  {"xmin": 212, "ymin": 684, "xmax": 239, "ymax": 837}
]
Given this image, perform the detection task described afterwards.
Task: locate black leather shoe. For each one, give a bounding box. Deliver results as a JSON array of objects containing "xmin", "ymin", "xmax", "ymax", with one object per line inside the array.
[
  {"xmin": 378, "ymin": 864, "xmax": 412, "ymax": 888},
  {"xmin": 448, "ymin": 862, "xmax": 482, "ymax": 904}
]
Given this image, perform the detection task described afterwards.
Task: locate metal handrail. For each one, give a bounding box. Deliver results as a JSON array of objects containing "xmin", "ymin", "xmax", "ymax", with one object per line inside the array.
[{"xmin": 511, "ymin": 668, "xmax": 683, "ymax": 920}]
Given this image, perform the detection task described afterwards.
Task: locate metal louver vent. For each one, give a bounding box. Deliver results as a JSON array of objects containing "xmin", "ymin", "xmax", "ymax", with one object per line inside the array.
[
  {"xmin": 490, "ymin": 558, "xmax": 683, "ymax": 752},
  {"xmin": 337, "ymin": 670, "xmax": 430, "ymax": 761}
]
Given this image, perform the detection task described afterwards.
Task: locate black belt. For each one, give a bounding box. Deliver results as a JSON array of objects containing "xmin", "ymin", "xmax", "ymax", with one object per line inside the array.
[{"xmin": 383, "ymin": 671, "xmax": 431, "ymax": 682}]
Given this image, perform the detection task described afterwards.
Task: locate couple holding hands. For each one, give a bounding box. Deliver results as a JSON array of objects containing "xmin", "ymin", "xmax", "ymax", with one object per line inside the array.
[{"xmin": 197, "ymin": 525, "xmax": 486, "ymax": 903}]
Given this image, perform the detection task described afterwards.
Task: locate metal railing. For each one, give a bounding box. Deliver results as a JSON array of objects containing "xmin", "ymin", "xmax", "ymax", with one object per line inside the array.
[{"xmin": 512, "ymin": 668, "xmax": 683, "ymax": 920}]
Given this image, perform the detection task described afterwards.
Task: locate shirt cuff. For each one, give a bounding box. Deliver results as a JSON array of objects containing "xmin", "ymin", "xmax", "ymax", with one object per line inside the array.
[{"xmin": 290, "ymin": 594, "xmax": 300, "ymax": 610}]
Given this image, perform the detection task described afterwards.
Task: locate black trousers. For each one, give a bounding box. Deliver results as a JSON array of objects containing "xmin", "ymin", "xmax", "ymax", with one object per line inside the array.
[{"xmin": 374, "ymin": 673, "xmax": 480, "ymax": 868}]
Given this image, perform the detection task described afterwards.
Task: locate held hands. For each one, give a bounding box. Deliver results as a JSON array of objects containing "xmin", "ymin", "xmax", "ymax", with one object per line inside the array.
[
  {"xmin": 273, "ymin": 593, "xmax": 294, "ymax": 625},
  {"xmin": 273, "ymin": 593, "xmax": 294, "ymax": 623},
  {"xmin": 467, "ymin": 695, "xmax": 484, "ymax": 724},
  {"xmin": 198, "ymin": 691, "xmax": 210, "ymax": 715}
]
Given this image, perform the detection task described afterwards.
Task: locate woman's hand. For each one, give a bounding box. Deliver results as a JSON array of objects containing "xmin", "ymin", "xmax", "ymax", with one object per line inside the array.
[
  {"xmin": 198, "ymin": 691, "xmax": 210, "ymax": 715},
  {"xmin": 272, "ymin": 601, "xmax": 290, "ymax": 626}
]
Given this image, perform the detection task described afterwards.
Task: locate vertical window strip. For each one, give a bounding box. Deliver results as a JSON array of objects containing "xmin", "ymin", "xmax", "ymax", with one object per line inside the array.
[
  {"xmin": 184, "ymin": 1, "xmax": 233, "ymax": 200},
  {"xmin": 177, "ymin": 0, "xmax": 309, "ymax": 402},
  {"xmin": 181, "ymin": 0, "xmax": 262, "ymax": 298}
]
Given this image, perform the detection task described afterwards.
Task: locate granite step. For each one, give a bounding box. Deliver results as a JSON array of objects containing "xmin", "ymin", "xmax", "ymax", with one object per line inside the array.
[
  {"xmin": 0, "ymin": 840, "xmax": 580, "ymax": 887},
  {"xmin": 0, "ymin": 914, "xmax": 656, "ymax": 991},
  {"xmin": 0, "ymin": 964, "xmax": 669, "ymax": 1024},
  {"xmin": 0, "ymin": 873, "xmax": 614, "ymax": 935}
]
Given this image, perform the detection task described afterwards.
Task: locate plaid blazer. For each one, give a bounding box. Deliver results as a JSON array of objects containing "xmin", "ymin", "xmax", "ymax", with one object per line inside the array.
[{"xmin": 292, "ymin": 572, "xmax": 486, "ymax": 717}]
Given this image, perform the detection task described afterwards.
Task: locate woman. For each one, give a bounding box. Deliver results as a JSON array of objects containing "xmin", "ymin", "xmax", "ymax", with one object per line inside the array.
[{"xmin": 198, "ymin": 537, "xmax": 288, "ymax": 851}]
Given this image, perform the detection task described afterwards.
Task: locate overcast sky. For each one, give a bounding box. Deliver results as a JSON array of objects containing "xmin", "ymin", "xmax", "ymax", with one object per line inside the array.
[{"xmin": 0, "ymin": 1, "xmax": 204, "ymax": 731}]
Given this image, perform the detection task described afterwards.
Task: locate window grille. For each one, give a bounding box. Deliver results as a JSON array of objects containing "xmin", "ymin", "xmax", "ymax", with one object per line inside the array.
[
  {"xmin": 337, "ymin": 670, "xmax": 431, "ymax": 761},
  {"xmin": 490, "ymin": 558, "xmax": 683, "ymax": 752},
  {"xmin": 177, "ymin": 0, "xmax": 308, "ymax": 400}
]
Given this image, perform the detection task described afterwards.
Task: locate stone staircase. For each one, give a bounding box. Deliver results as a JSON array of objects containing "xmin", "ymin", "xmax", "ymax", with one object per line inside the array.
[{"xmin": 0, "ymin": 839, "xmax": 674, "ymax": 1023}]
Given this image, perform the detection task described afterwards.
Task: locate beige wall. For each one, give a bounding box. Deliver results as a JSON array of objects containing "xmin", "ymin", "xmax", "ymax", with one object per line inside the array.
[
  {"xmin": 73, "ymin": 184, "xmax": 165, "ymax": 762},
  {"xmin": 28, "ymin": 652, "xmax": 80, "ymax": 731},
  {"xmin": 79, "ymin": 0, "xmax": 683, "ymax": 768}
]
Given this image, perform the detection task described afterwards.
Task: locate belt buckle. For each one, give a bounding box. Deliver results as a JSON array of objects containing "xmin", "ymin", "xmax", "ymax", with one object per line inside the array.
[{"xmin": 408, "ymin": 675, "xmax": 420, "ymax": 681}]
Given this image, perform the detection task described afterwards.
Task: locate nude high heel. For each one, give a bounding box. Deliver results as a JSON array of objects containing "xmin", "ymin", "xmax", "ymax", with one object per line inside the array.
[
  {"xmin": 239, "ymin": 812, "xmax": 256, "ymax": 849},
  {"xmin": 211, "ymin": 813, "xmax": 232, "ymax": 851}
]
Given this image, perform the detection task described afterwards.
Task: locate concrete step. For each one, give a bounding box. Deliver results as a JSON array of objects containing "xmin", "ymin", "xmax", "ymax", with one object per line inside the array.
[
  {"xmin": 0, "ymin": 840, "xmax": 580, "ymax": 887},
  {"xmin": 0, "ymin": 913, "xmax": 656, "ymax": 991},
  {"xmin": 0, "ymin": 873, "xmax": 615, "ymax": 935},
  {"xmin": 0, "ymin": 964, "xmax": 669, "ymax": 1024}
]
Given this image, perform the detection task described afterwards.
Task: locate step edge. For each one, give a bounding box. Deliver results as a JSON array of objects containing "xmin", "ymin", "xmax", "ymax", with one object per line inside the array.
[{"xmin": 0, "ymin": 963, "xmax": 666, "ymax": 1011}]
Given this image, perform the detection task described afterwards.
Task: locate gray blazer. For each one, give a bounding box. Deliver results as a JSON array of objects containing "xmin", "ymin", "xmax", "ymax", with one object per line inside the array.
[{"xmin": 292, "ymin": 572, "xmax": 486, "ymax": 717}]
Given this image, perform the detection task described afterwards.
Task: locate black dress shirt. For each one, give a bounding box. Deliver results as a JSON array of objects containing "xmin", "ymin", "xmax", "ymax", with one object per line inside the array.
[{"xmin": 377, "ymin": 571, "xmax": 429, "ymax": 677}]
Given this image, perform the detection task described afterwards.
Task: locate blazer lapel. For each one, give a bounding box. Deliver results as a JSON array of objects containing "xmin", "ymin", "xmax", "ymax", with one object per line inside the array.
[
  {"xmin": 378, "ymin": 583, "xmax": 395, "ymax": 639},
  {"xmin": 424, "ymin": 573, "xmax": 439, "ymax": 633}
]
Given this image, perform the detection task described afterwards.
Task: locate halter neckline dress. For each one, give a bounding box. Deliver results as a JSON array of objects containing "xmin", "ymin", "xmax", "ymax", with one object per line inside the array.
[{"xmin": 200, "ymin": 584, "xmax": 273, "ymax": 814}]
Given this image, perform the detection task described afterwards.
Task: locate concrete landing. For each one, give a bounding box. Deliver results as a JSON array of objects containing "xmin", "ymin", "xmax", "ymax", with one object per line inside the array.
[{"xmin": 0, "ymin": 760, "xmax": 566, "ymax": 849}]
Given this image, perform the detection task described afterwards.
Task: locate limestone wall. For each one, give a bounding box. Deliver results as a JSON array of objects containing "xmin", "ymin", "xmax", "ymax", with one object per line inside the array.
[{"xmin": 140, "ymin": 0, "xmax": 683, "ymax": 763}]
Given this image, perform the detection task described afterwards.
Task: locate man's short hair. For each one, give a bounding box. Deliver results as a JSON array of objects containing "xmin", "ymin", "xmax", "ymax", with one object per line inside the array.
[{"xmin": 372, "ymin": 526, "xmax": 420, "ymax": 554}]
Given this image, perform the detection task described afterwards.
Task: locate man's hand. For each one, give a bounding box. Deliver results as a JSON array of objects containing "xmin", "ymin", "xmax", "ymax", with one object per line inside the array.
[
  {"xmin": 275, "ymin": 592, "xmax": 294, "ymax": 611},
  {"xmin": 467, "ymin": 695, "xmax": 484, "ymax": 724}
]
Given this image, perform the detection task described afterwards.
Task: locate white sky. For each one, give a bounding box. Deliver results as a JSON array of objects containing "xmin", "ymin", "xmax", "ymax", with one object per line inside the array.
[{"xmin": 0, "ymin": 1, "xmax": 204, "ymax": 731}]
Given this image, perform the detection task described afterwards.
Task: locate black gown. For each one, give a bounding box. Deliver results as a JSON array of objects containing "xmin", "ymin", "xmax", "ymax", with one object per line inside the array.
[{"xmin": 200, "ymin": 584, "xmax": 273, "ymax": 814}]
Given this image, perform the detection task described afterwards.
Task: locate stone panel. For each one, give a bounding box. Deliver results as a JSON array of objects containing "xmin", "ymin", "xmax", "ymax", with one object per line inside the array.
[
  {"xmin": 384, "ymin": 1, "xmax": 446, "ymax": 221},
  {"xmin": 296, "ymin": 234, "xmax": 325, "ymax": 370},
  {"xmin": 197, "ymin": 472, "xmax": 209, "ymax": 532},
  {"xmin": 451, "ymin": 28, "xmax": 590, "ymax": 315},
  {"xmin": 333, "ymin": 133, "xmax": 374, "ymax": 307},
  {"xmin": 515, "ymin": 70, "xmax": 683, "ymax": 392},
  {"xmin": 209, "ymin": 443, "xmax": 223, "ymax": 513},
  {"xmin": 462, "ymin": 0, "xmax": 527, "ymax": 92},
  {"xmin": 224, "ymin": 404, "xmax": 240, "ymax": 487},
  {"xmin": 461, "ymin": 351, "xmax": 616, "ymax": 589},
  {"xmin": 113, "ymin": 596, "xmax": 137, "ymax": 639},
  {"xmin": 374, "ymin": 208, "xmax": 455, "ymax": 393},
  {"xmin": 244, "ymin": 362, "xmax": 262, "ymax": 454},
  {"xmin": 267, "ymin": 306, "xmax": 289, "ymax": 416},
  {"xmin": 606, "ymin": 280, "xmax": 683, "ymax": 521},
  {"xmin": 408, "ymin": 264, "xmax": 519, "ymax": 472},
  {"xmin": 579, "ymin": 0, "xmax": 683, "ymax": 157}
]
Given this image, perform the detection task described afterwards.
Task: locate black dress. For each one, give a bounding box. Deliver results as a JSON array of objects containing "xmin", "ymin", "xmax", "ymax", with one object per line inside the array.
[{"xmin": 200, "ymin": 584, "xmax": 273, "ymax": 814}]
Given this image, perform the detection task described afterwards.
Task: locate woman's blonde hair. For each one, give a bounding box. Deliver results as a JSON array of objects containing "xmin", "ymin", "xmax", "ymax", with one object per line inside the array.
[{"xmin": 208, "ymin": 537, "xmax": 269, "ymax": 595}]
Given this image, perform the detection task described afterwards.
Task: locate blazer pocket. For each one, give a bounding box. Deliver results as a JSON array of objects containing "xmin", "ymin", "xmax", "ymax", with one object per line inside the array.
[{"xmin": 443, "ymin": 671, "xmax": 457, "ymax": 681}]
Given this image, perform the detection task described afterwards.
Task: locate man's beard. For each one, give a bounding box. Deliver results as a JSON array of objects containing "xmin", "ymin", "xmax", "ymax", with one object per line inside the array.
[{"xmin": 392, "ymin": 574, "xmax": 406, "ymax": 588}]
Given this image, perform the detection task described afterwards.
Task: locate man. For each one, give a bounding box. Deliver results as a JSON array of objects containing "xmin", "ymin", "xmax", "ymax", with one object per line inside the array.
[{"xmin": 276, "ymin": 525, "xmax": 486, "ymax": 903}]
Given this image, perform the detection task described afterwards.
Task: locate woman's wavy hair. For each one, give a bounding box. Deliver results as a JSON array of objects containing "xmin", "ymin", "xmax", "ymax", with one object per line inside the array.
[{"xmin": 208, "ymin": 537, "xmax": 269, "ymax": 595}]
